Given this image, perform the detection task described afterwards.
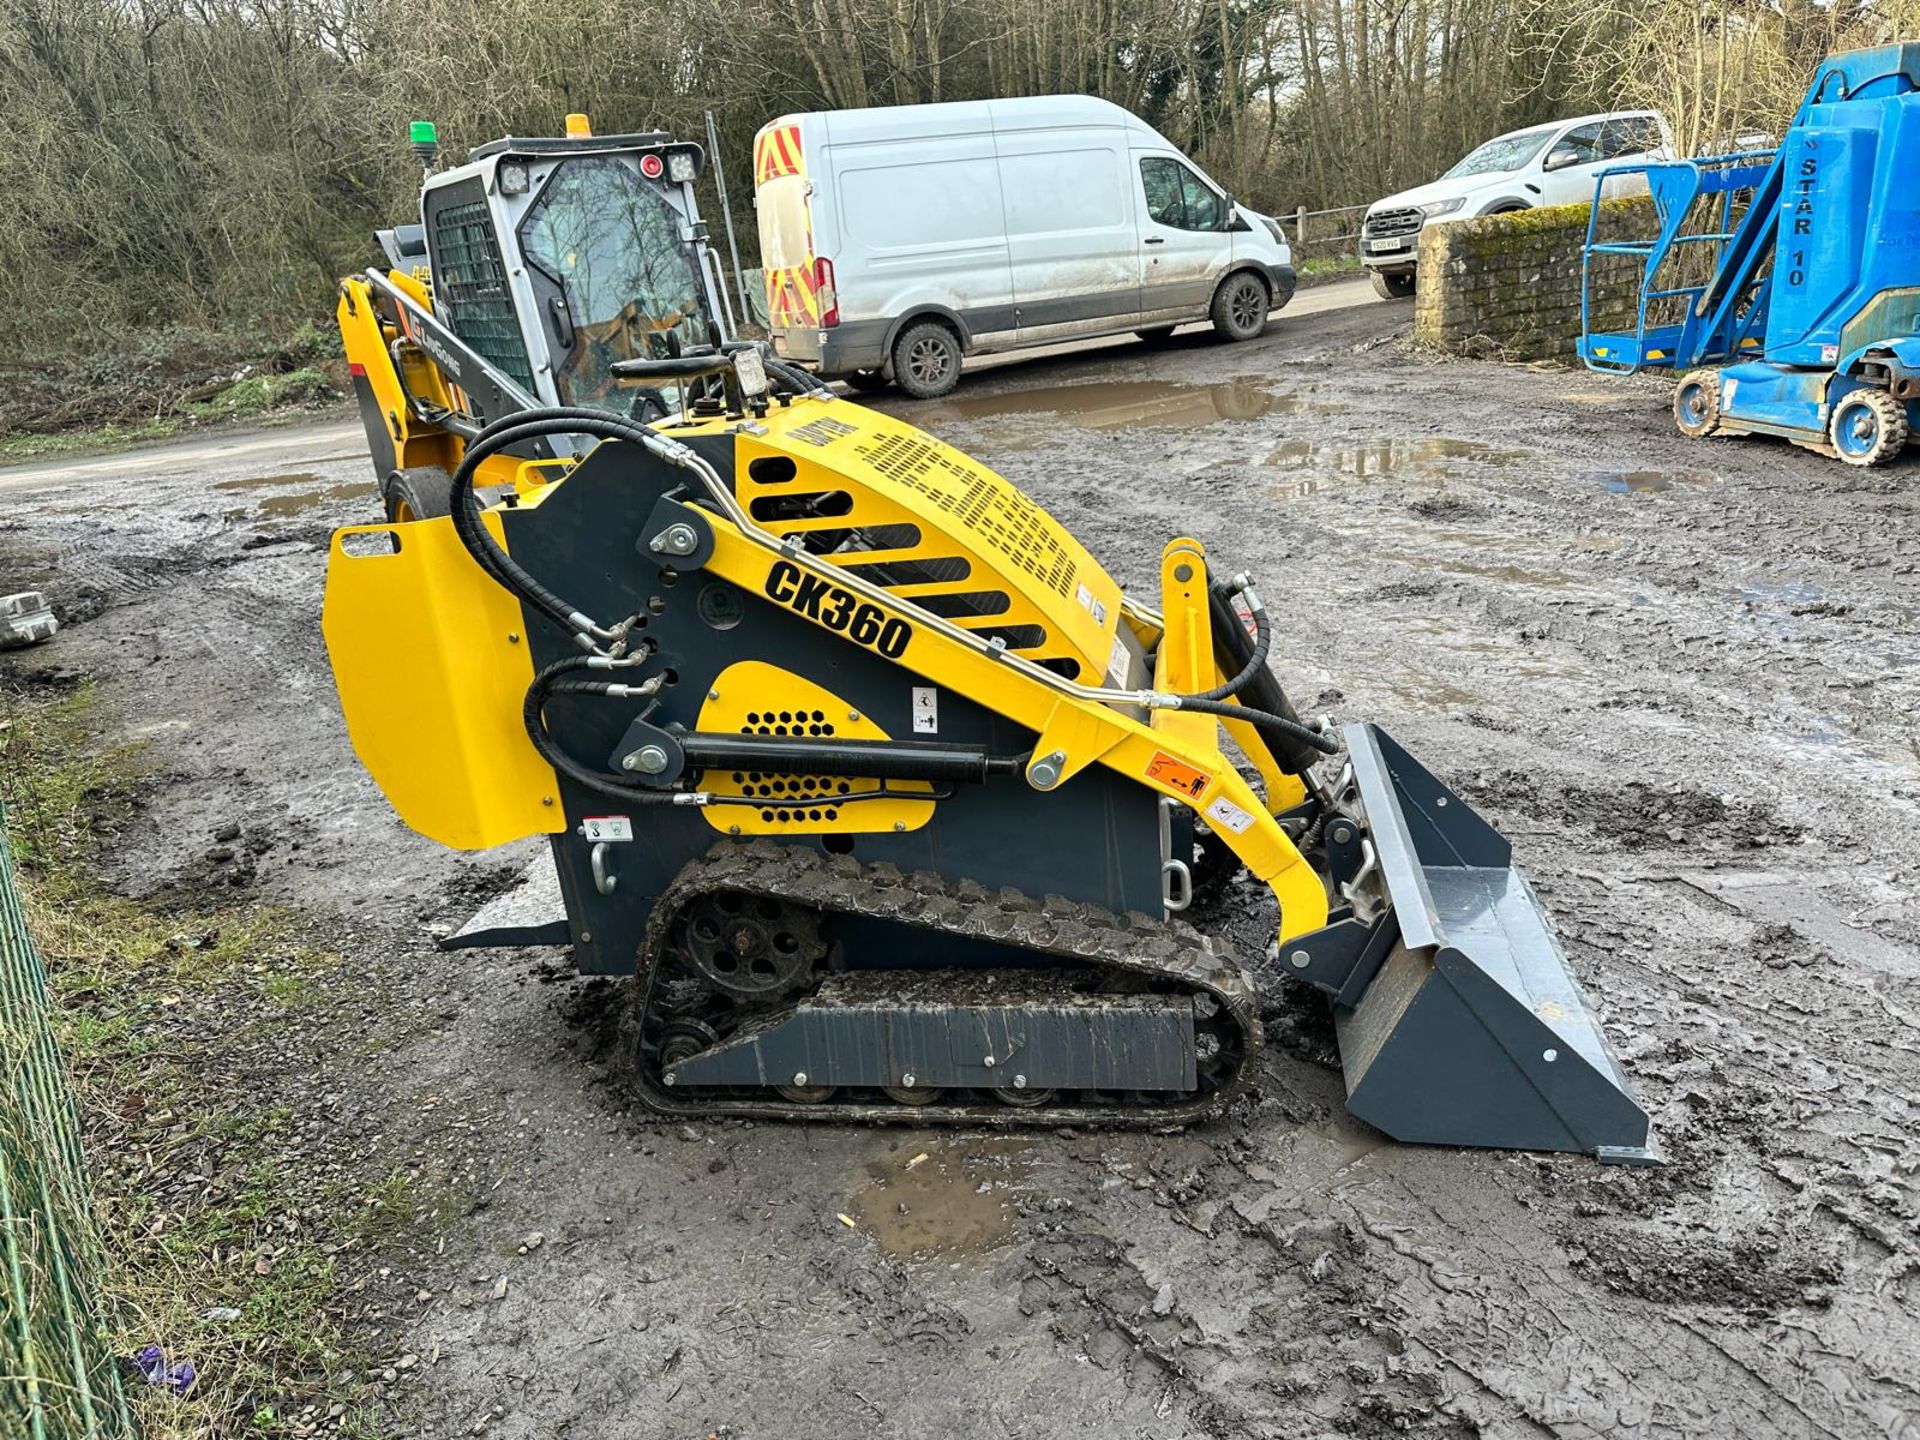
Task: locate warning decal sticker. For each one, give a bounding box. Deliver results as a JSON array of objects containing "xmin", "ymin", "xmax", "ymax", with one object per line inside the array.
[
  {"xmin": 1144, "ymin": 752, "xmax": 1211, "ymax": 799},
  {"xmin": 1204, "ymin": 796, "xmax": 1256, "ymax": 834}
]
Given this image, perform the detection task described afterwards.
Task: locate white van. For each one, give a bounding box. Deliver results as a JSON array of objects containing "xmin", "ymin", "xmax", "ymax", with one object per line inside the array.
[{"xmin": 753, "ymin": 96, "xmax": 1296, "ymax": 398}]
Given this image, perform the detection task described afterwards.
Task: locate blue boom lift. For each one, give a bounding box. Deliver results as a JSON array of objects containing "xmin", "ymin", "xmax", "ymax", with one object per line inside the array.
[{"xmin": 1580, "ymin": 44, "xmax": 1920, "ymax": 466}]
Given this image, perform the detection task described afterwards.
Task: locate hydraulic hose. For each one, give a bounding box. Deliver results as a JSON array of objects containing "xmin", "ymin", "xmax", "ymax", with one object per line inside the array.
[
  {"xmin": 1174, "ymin": 695, "xmax": 1339, "ymax": 756},
  {"xmin": 764, "ymin": 357, "xmax": 833, "ymax": 398},
  {"xmin": 1146, "ymin": 576, "xmax": 1338, "ymax": 757},
  {"xmin": 450, "ymin": 407, "xmax": 683, "ymax": 648},
  {"xmin": 1185, "ymin": 579, "xmax": 1272, "ymax": 703},
  {"xmin": 452, "ymin": 371, "xmax": 832, "ymax": 650},
  {"xmin": 1200, "ymin": 577, "xmax": 1336, "ymax": 770},
  {"xmin": 522, "ymin": 656, "xmax": 689, "ymax": 805}
]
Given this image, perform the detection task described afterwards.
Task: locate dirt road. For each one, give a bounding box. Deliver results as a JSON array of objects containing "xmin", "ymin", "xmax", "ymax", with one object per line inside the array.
[{"xmin": 3, "ymin": 286, "xmax": 1917, "ymax": 1439}]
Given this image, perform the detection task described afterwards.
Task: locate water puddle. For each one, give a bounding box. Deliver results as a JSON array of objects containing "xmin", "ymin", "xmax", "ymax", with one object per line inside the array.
[
  {"xmin": 255, "ymin": 483, "xmax": 368, "ymax": 517},
  {"xmin": 848, "ymin": 1136, "xmax": 1034, "ymax": 1264},
  {"xmin": 1262, "ymin": 437, "xmax": 1531, "ymax": 495},
  {"xmin": 1447, "ymin": 558, "xmax": 1578, "ymax": 589},
  {"xmin": 215, "ymin": 471, "xmax": 319, "ymax": 491},
  {"xmin": 1593, "ymin": 469, "xmax": 1717, "ymax": 494},
  {"xmin": 217, "ymin": 473, "xmax": 369, "ymax": 518},
  {"xmin": 916, "ymin": 378, "xmax": 1335, "ymax": 436}
]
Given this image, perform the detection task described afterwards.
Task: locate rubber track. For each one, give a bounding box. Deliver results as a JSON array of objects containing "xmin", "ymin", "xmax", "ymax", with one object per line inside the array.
[{"xmin": 625, "ymin": 841, "xmax": 1263, "ymax": 1128}]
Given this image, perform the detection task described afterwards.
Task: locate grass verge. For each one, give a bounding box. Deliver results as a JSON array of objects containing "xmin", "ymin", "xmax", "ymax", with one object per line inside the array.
[
  {"xmin": 1297, "ymin": 252, "xmax": 1364, "ymax": 285},
  {"xmin": 0, "ymin": 682, "xmax": 398, "ymax": 1439},
  {"xmin": 0, "ymin": 321, "xmax": 346, "ymax": 467}
]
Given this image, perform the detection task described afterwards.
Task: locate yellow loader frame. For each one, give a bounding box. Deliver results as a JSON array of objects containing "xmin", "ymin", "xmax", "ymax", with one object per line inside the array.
[{"xmin": 324, "ymin": 392, "xmax": 1331, "ymax": 940}]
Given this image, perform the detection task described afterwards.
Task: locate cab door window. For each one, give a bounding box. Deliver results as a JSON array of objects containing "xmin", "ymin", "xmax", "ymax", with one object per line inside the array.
[
  {"xmin": 519, "ymin": 156, "xmax": 710, "ymax": 411},
  {"xmin": 1139, "ymin": 157, "xmax": 1225, "ymax": 231}
]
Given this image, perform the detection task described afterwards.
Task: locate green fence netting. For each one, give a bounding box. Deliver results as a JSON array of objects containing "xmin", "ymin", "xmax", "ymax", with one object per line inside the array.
[{"xmin": 0, "ymin": 794, "xmax": 131, "ymax": 1440}]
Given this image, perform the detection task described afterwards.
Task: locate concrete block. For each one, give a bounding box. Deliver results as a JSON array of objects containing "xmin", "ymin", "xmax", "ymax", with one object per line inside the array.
[{"xmin": 0, "ymin": 592, "xmax": 56, "ymax": 649}]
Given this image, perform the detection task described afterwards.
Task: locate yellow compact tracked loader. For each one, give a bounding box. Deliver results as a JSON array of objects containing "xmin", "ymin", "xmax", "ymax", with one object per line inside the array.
[{"xmin": 322, "ymin": 120, "xmax": 1655, "ymax": 1161}]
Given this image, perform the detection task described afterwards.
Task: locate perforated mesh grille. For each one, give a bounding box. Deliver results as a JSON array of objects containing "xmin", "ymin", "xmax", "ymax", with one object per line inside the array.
[
  {"xmin": 430, "ymin": 200, "xmax": 536, "ymax": 392},
  {"xmin": 855, "ymin": 433, "xmax": 1079, "ymax": 598},
  {"xmin": 735, "ymin": 710, "xmax": 848, "ymax": 822}
]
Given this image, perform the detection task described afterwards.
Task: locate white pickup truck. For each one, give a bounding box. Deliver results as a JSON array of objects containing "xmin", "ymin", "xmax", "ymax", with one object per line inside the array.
[{"xmin": 1360, "ymin": 111, "xmax": 1673, "ymax": 298}]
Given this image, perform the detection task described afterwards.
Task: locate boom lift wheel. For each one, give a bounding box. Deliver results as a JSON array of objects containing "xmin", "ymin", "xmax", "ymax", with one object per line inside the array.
[
  {"xmin": 1828, "ymin": 387, "xmax": 1909, "ymax": 467},
  {"xmin": 1672, "ymin": 370, "xmax": 1722, "ymax": 439},
  {"xmin": 382, "ymin": 465, "xmax": 455, "ymax": 522}
]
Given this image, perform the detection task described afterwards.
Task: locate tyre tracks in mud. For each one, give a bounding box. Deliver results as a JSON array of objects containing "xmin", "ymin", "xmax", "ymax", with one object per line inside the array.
[{"xmin": 959, "ymin": 316, "xmax": 1919, "ymax": 1438}]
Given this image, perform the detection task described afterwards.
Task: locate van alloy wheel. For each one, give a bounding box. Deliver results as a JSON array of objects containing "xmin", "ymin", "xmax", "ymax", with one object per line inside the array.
[
  {"xmin": 906, "ymin": 337, "xmax": 950, "ymax": 386},
  {"xmin": 1211, "ymin": 273, "xmax": 1270, "ymax": 342},
  {"xmin": 891, "ymin": 320, "xmax": 963, "ymax": 399}
]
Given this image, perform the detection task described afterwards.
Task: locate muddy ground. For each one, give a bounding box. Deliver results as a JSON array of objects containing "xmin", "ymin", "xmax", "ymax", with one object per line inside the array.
[{"xmin": 3, "ymin": 283, "xmax": 1918, "ymax": 1439}]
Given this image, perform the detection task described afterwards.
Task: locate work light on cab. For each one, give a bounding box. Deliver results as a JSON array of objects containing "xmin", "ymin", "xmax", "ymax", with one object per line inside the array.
[
  {"xmin": 408, "ymin": 119, "xmax": 438, "ymax": 167},
  {"xmin": 667, "ymin": 148, "xmax": 700, "ymax": 183}
]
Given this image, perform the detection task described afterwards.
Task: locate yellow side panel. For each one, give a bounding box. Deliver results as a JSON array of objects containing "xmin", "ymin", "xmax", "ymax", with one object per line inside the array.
[
  {"xmin": 740, "ymin": 399, "xmax": 1125, "ymax": 682},
  {"xmin": 697, "ymin": 661, "xmax": 933, "ymax": 835},
  {"xmin": 321, "ymin": 516, "xmax": 562, "ymax": 850}
]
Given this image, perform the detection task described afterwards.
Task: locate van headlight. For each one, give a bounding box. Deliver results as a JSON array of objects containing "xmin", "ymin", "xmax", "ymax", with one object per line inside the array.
[
  {"xmin": 1261, "ymin": 214, "xmax": 1287, "ymax": 245},
  {"xmin": 1421, "ymin": 197, "xmax": 1466, "ymax": 218}
]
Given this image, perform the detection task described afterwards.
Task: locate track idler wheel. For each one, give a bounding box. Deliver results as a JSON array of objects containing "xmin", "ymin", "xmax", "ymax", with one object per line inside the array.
[
  {"xmin": 882, "ymin": 1084, "xmax": 942, "ymax": 1106},
  {"xmin": 992, "ymin": 1083, "xmax": 1056, "ymax": 1108}
]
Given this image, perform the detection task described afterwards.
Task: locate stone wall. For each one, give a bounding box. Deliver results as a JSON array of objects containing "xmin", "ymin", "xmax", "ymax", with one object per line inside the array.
[{"xmin": 1412, "ymin": 197, "xmax": 1654, "ymax": 359}]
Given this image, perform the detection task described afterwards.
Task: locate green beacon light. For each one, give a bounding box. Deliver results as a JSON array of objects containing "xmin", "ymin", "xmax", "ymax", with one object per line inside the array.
[{"xmin": 409, "ymin": 120, "xmax": 440, "ymax": 168}]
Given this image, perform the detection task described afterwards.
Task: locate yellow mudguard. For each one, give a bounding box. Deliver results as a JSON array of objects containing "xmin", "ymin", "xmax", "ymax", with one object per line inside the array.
[{"xmin": 321, "ymin": 516, "xmax": 561, "ymax": 850}]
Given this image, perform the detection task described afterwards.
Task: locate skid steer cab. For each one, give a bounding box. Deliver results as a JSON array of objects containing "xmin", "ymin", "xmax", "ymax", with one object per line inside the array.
[
  {"xmin": 338, "ymin": 114, "xmax": 740, "ymax": 521},
  {"xmin": 321, "ymin": 339, "xmax": 1659, "ymax": 1164}
]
